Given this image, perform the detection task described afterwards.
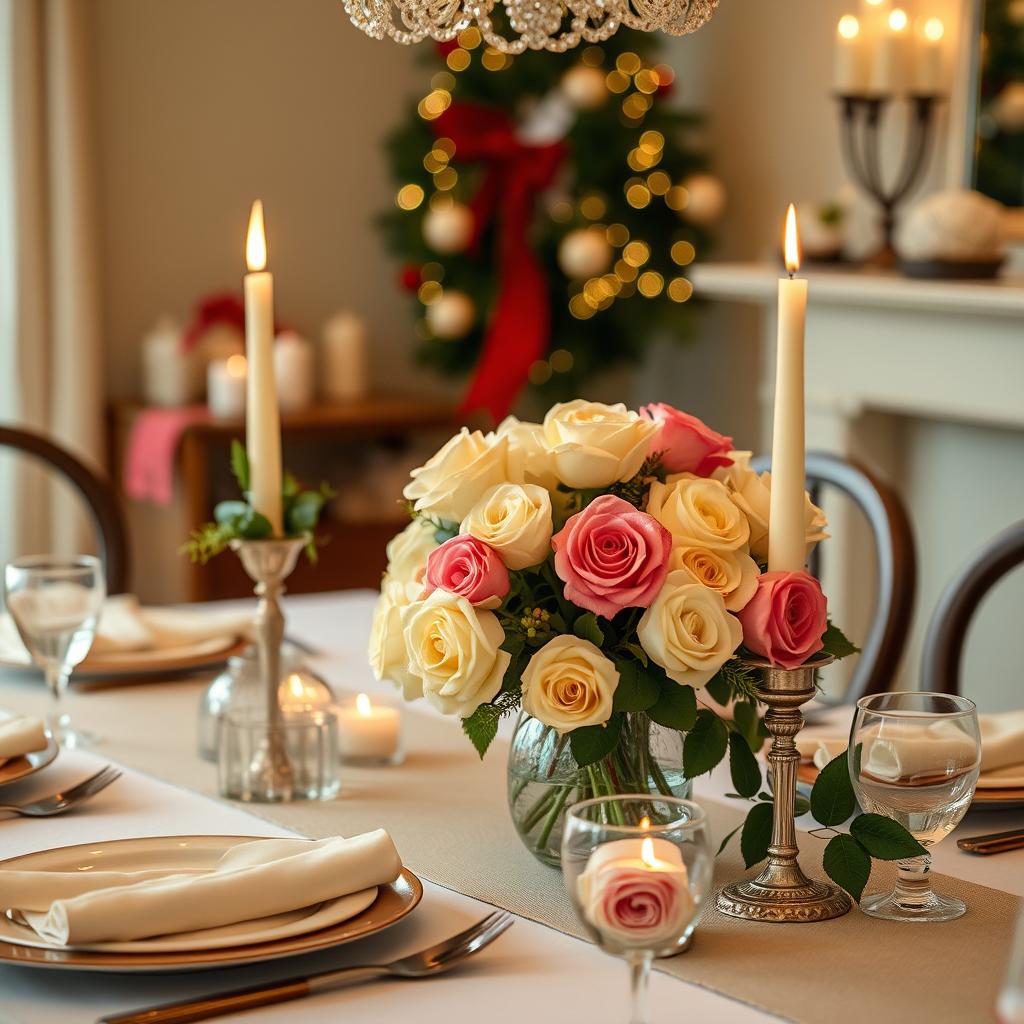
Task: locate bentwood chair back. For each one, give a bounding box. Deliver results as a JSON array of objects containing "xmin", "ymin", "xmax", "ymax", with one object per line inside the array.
[
  {"xmin": 752, "ymin": 451, "xmax": 916, "ymax": 705},
  {"xmin": 0, "ymin": 425, "xmax": 129, "ymax": 594},
  {"xmin": 920, "ymin": 520, "xmax": 1024, "ymax": 696}
]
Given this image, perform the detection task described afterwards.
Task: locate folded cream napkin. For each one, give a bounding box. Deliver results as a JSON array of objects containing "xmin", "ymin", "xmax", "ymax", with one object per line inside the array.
[
  {"xmin": 0, "ymin": 716, "xmax": 47, "ymax": 766},
  {"xmin": 3, "ymin": 831, "xmax": 401, "ymax": 946}
]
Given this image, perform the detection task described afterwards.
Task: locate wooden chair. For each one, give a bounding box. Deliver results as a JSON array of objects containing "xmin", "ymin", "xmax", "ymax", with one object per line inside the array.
[
  {"xmin": 751, "ymin": 451, "xmax": 917, "ymax": 704},
  {"xmin": 920, "ymin": 520, "xmax": 1024, "ymax": 695},
  {"xmin": 0, "ymin": 425, "xmax": 129, "ymax": 594}
]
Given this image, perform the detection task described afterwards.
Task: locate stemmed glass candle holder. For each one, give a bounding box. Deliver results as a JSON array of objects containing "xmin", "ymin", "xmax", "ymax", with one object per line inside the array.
[
  {"xmin": 850, "ymin": 691, "xmax": 981, "ymax": 922},
  {"xmin": 3, "ymin": 555, "xmax": 105, "ymax": 748},
  {"xmin": 562, "ymin": 796, "xmax": 713, "ymax": 1024}
]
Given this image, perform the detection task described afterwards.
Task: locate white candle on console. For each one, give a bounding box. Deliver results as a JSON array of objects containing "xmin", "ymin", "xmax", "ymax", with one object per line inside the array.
[
  {"xmin": 337, "ymin": 693, "xmax": 402, "ymax": 763},
  {"xmin": 273, "ymin": 331, "xmax": 315, "ymax": 414},
  {"xmin": 769, "ymin": 205, "xmax": 808, "ymax": 574},
  {"xmin": 207, "ymin": 354, "xmax": 247, "ymax": 420},
  {"xmin": 244, "ymin": 200, "xmax": 283, "ymax": 535}
]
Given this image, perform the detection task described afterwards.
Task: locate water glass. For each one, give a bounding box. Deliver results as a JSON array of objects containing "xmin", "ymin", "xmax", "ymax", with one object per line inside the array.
[
  {"xmin": 3, "ymin": 555, "xmax": 105, "ymax": 748},
  {"xmin": 849, "ymin": 691, "xmax": 981, "ymax": 922},
  {"xmin": 562, "ymin": 796, "xmax": 713, "ymax": 1024},
  {"xmin": 218, "ymin": 707, "xmax": 340, "ymax": 802}
]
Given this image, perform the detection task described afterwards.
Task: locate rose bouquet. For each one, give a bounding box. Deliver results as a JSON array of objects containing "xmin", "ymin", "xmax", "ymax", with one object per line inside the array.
[{"xmin": 370, "ymin": 399, "xmax": 855, "ymax": 865}]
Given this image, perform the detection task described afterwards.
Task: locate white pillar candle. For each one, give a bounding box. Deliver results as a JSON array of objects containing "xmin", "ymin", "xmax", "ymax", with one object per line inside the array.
[
  {"xmin": 207, "ymin": 354, "xmax": 247, "ymax": 420},
  {"xmin": 321, "ymin": 311, "xmax": 369, "ymax": 403},
  {"xmin": 243, "ymin": 200, "xmax": 283, "ymax": 535},
  {"xmin": 769, "ymin": 205, "xmax": 809, "ymax": 575},
  {"xmin": 273, "ymin": 331, "xmax": 315, "ymax": 414},
  {"xmin": 142, "ymin": 317, "xmax": 200, "ymax": 408},
  {"xmin": 870, "ymin": 7, "xmax": 910, "ymax": 94},
  {"xmin": 914, "ymin": 17, "xmax": 945, "ymax": 95},
  {"xmin": 337, "ymin": 693, "xmax": 402, "ymax": 764},
  {"xmin": 834, "ymin": 15, "xmax": 867, "ymax": 94}
]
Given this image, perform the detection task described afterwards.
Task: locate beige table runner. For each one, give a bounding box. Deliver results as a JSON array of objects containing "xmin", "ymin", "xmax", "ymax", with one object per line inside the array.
[{"xmin": 3, "ymin": 674, "xmax": 1017, "ymax": 1024}]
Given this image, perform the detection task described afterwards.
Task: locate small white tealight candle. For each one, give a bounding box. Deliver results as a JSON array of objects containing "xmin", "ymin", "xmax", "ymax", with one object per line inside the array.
[
  {"xmin": 337, "ymin": 692, "xmax": 402, "ymax": 765},
  {"xmin": 207, "ymin": 354, "xmax": 247, "ymax": 421}
]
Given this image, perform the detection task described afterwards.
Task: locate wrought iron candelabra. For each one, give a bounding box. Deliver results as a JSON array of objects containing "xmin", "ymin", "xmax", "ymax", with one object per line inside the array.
[{"xmin": 835, "ymin": 93, "xmax": 943, "ymax": 267}]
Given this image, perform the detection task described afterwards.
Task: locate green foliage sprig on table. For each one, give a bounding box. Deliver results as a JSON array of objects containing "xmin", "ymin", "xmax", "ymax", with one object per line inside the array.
[{"xmin": 182, "ymin": 440, "xmax": 334, "ymax": 565}]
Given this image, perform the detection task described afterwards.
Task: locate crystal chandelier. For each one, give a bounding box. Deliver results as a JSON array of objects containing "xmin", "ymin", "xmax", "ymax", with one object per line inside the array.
[{"xmin": 341, "ymin": 0, "xmax": 720, "ymax": 53}]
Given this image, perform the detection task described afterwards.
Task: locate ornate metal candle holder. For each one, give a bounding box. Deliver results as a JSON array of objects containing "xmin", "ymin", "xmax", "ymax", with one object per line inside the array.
[
  {"xmin": 835, "ymin": 93, "xmax": 942, "ymax": 267},
  {"xmin": 230, "ymin": 536, "xmax": 308, "ymax": 802},
  {"xmin": 717, "ymin": 652, "xmax": 852, "ymax": 923}
]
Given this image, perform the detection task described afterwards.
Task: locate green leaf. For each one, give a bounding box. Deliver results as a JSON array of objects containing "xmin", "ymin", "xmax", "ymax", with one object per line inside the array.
[
  {"xmin": 624, "ymin": 643, "xmax": 649, "ymax": 668},
  {"xmin": 717, "ymin": 824, "xmax": 742, "ymax": 856},
  {"xmin": 287, "ymin": 490, "xmax": 325, "ymax": 534},
  {"xmin": 822, "ymin": 833, "xmax": 871, "ymax": 901},
  {"xmin": 612, "ymin": 660, "xmax": 660, "ymax": 713},
  {"xmin": 682, "ymin": 709, "xmax": 729, "ymax": 777},
  {"xmin": 237, "ymin": 508, "xmax": 273, "ymax": 540},
  {"xmin": 794, "ymin": 794, "xmax": 811, "ymax": 817},
  {"xmin": 569, "ymin": 715, "xmax": 623, "ymax": 768},
  {"xmin": 704, "ymin": 673, "xmax": 730, "ymax": 706},
  {"xmin": 728, "ymin": 732, "xmax": 762, "ymax": 798},
  {"xmin": 810, "ymin": 748, "xmax": 857, "ymax": 827},
  {"xmin": 462, "ymin": 706, "xmax": 499, "ymax": 759},
  {"xmin": 732, "ymin": 701, "xmax": 762, "ymax": 753},
  {"xmin": 230, "ymin": 439, "xmax": 249, "ymax": 492},
  {"xmin": 573, "ymin": 612, "xmax": 605, "ymax": 647},
  {"xmin": 282, "ymin": 472, "xmax": 301, "ymax": 500},
  {"xmin": 740, "ymin": 801, "xmax": 773, "ymax": 868},
  {"xmin": 850, "ymin": 813, "xmax": 928, "ymax": 860},
  {"xmin": 647, "ymin": 682, "xmax": 697, "ymax": 732},
  {"xmin": 213, "ymin": 500, "xmax": 248, "ymax": 526},
  {"xmin": 821, "ymin": 621, "xmax": 860, "ymax": 661}
]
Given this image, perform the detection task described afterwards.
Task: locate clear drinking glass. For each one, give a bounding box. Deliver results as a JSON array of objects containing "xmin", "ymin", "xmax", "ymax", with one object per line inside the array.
[
  {"xmin": 3, "ymin": 555, "xmax": 105, "ymax": 748},
  {"xmin": 998, "ymin": 906, "xmax": 1024, "ymax": 1023},
  {"xmin": 562, "ymin": 795, "xmax": 713, "ymax": 1024},
  {"xmin": 849, "ymin": 691, "xmax": 981, "ymax": 922}
]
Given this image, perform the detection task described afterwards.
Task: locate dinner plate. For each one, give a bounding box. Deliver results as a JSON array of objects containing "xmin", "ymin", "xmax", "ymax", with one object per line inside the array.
[
  {"xmin": 0, "ymin": 835, "xmax": 423, "ymax": 972},
  {"xmin": 0, "ymin": 732, "xmax": 58, "ymax": 788}
]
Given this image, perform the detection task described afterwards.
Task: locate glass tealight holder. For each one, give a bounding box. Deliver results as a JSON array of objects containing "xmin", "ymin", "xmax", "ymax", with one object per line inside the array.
[
  {"xmin": 218, "ymin": 707, "xmax": 340, "ymax": 802},
  {"xmin": 336, "ymin": 691, "xmax": 404, "ymax": 766}
]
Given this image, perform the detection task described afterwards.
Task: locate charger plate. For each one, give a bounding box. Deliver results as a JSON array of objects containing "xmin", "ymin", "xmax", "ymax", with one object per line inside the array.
[
  {"xmin": 0, "ymin": 835, "xmax": 422, "ymax": 972},
  {"xmin": 0, "ymin": 733, "xmax": 58, "ymax": 788}
]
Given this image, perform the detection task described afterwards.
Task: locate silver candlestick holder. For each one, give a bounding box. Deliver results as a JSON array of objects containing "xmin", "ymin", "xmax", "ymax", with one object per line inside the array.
[
  {"xmin": 717, "ymin": 652, "xmax": 852, "ymax": 923},
  {"xmin": 229, "ymin": 535, "xmax": 308, "ymax": 803}
]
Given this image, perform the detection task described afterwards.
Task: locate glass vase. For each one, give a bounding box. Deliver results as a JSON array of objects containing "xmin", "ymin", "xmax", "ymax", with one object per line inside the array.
[{"xmin": 507, "ymin": 711, "xmax": 692, "ymax": 867}]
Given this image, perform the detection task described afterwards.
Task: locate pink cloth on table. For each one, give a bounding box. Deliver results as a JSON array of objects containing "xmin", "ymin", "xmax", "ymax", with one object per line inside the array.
[{"xmin": 124, "ymin": 406, "xmax": 210, "ymax": 506}]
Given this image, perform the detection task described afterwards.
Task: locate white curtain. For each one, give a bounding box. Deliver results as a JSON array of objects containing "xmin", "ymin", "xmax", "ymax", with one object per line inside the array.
[{"xmin": 0, "ymin": 0, "xmax": 103, "ymax": 561}]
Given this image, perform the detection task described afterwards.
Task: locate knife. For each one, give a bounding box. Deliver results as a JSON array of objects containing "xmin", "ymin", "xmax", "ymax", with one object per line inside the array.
[{"xmin": 957, "ymin": 827, "xmax": 1024, "ymax": 855}]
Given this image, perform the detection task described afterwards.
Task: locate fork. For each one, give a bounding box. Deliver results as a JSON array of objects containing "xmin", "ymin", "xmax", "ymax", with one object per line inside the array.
[
  {"xmin": 98, "ymin": 910, "xmax": 515, "ymax": 1024},
  {"xmin": 0, "ymin": 765, "xmax": 121, "ymax": 818}
]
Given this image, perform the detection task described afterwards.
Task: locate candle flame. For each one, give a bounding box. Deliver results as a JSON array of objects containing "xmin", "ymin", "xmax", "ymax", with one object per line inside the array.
[
  {"xmin": 640, "ymin": 837, "xmax": 658, "ymax": 868},
  {"xmin": 784, "ymin": 204, "xmax": 801, "ymax": 275},
  {"xmin": 356, "ymin": 693, "xmax": 373, "ymax": 717},
  {"xmin": 287, "ymin": 673, "xmax": 305, "ymax": 699},
  {"xmin": 888, "ymin": 8, "xmax": 908, "ymax": 32},
  {"xmin": 226, "ymin": 354, "xmax": 247, "ymax": 378},
  {"xmin": 838, "ymin": 14, "xmax": 859, "ymax": 40},
  {"xmin": 639, "ymin": 816, "xmax": 651, "ymax": 829},
  {"xmin": 923, "ymin": 16, "xmax": 944, "ymax": 41},
  {"xmin": 246, "ymin": 200, "xmax": 267, "ymax": 272}
]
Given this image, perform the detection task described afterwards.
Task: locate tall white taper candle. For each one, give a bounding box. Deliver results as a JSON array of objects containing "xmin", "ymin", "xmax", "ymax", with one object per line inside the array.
[
  {"xmin": 244, "ymin": 200, "xmax": 283, "ymax": 535},
  {"xmin": 768, "ymin": 205, "xmax": 808, "ymax": 574}
]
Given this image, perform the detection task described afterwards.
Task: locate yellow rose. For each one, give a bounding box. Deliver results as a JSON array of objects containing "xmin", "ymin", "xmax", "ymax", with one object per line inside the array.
[
  {"xmin": 497, "ymin": 416, "xmax": 559, "ymax": 491},
  {"xmin": 403, "ymin": 428, "xmax": 508, "ymax": 524},
  {"xmin": 460, "ymin": 483, "xmax": 553, "ymax": 570},
  {"xmin": 637, "ymin": 572, "xmax": 743, "ymax": 687},
  {"xmin": 384, "ymin": 519, "xmax": 438, "ymax": 585},
  {"xmin": 646, "ymin": 474, "xmax": 750, "ymax": 552},
  {"xmin": 714, "ymin": 451, "xmax": 828, "ymax": 562},
  {"xmin": 368, "ymin": 578, "xmax": 423, "ymax": 700},
  {"xmin": 541, "ymin": 400, "xmax": 660, "ymax": 489},
  {"xmin": 402, "ymin": 590, "xmax": 510, "ymax": 718},
  {"xmin": 670, "ymin": 544, "xmax": 760, "ymax": 612},
  {"xmin": 521, "ymin": 635, "xmax": 619, "ymax": 734}
]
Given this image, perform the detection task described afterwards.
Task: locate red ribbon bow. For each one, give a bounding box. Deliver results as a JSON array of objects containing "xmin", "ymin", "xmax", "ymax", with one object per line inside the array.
[{"xmin": 433, "ymin": 102, "xmax": 566, "ymax": 425}]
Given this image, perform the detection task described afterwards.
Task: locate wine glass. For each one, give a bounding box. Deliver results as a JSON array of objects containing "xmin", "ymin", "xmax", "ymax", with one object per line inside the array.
[
  {"xmin": 562, "ymin": 795, "xmax": 713, "ymax": 1024},
  {"xmin": 4, "ymin": 555, "xmax": 105, "ymax": 748},
  {"xmin": 849, "ymin": 691, "xmax": 981, "ymax": 922}
]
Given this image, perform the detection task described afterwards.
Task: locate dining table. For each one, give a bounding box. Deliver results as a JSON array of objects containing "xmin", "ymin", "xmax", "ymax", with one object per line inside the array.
[{"xmin": 0, "ymin": 590, "xmax": 1021, "ymax": 1024}]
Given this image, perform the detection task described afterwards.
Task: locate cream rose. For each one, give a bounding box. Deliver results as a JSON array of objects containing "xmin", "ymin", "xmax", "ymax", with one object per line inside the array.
[
  {"xmin": 403, "ymin": 428, "xmax": 508, "ymax": 524},
  {"xmin": 521, "ymin": 634, "xmax": 618, "ymax": 734},
  {"xmin": 368, "ymin": 578, "xmax": 423, "ymax": 700},
  {"xmin": 714, "ymin": 451, "xmax": 828, "ymax": 562},
  {"xmin": 646, "ymin": 474, "xmax": 750, "ymax": 552},
  {"xmin": 541, "ymin": 400, "xmax": 660, "ymax": 490},
  {"xmin": 670, "ymin": 544, "xmax": 760, "ymax": 612},
  {"xmin": 498, "ymin": 416, "xmax": 559, "ymax": 491},
  {"xmin": 637, "ymin": 572, "xmax": 743, "ymax": 687},
  {"xmin": 384, "ymin": 519, "xmax": 438, "ymax": 585},
  {"xmin": 402, "ymin": 590, "xmax": 511, "ymax": 718},
  {"xmin": 460, "ymin": 483, "xmax": 553, "ymax": 570}
]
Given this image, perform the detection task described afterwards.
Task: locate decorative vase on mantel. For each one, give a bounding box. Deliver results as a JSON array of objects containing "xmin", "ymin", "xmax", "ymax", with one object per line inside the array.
[{"xmin": 507, "ymin": 711, "xmax": 691, "ymax": 867}]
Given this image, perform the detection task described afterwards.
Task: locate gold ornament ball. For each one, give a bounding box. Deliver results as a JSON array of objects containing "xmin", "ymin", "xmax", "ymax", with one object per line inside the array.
[
  {"xmin": 422, "ymin": 203, "xmax": 474, "ymax": 254},
  {"xmin": 558, "ymin": 227, "xmax": 613, "ymax": 279},
  {"xmin": 561, "ymin": 65, "xmax": 608, "ymax": 111},
  {"xmin": 680, "ymin": 173, "xmax": 727, "ymax": 226},
  {"xmin": 426, "ymin": 290, "xmax": 476, "ymax": 339}
]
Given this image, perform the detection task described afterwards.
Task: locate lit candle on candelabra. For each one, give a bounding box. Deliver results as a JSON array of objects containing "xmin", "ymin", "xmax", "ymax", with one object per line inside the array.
[
  {"xmin": 834, "ymin": 15, "xmax": 866, "ymax": 94},
  {"xmin": 915, "ymin": 17, "xmax": 944, "ymax": 95}
]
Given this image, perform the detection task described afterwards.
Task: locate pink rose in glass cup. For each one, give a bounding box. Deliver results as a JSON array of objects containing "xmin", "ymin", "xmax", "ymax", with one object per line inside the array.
[
  {"xmin": 737, "ymin": 570, "xmax": 828, "ymax": 670},
  {"xmin": 552, "ymin": 494, "xmax": 672, "ymax": 619},
  {"xmin": 640, "ymin": 404, "xmax": 734, "ymax": 477},
  {"xmin": 423, "ymin": 535, "xmax": 510, "ymax": 609}
]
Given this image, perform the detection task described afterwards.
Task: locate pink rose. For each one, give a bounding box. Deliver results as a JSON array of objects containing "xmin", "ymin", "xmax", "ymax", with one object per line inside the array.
[
  {"xmin": 640, "ymin": 404, "xmax": 733, "ymax": 476},
  {"xmin": 552, "ymin": 494, "xmax": 671, "ymax": 619},
  {"xmin": 596, "ymin": 870, "xmax": 688, "ymax": 943},
  {"xmin": 423, "ymin": 535, "xmax": 509, "ymax": 609},
  {"xmin": 737, "ymin": 570, "xmax": 827, "ymax": 669}
]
